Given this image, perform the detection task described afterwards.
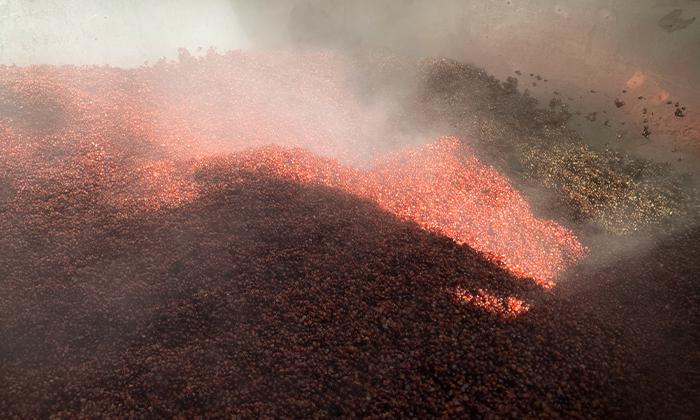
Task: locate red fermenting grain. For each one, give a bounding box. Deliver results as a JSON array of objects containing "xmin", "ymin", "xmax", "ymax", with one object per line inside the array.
[
  {"xmin": 0, "ymin": 51, "xmax": 585, "ymax": 285},
  {"xmin": 367, "ymin": 138, "xmax": 585, "ymax": 284},
  {"xmin": 184, "ymin": 139, "xmax": 585, "ymax": 285}
]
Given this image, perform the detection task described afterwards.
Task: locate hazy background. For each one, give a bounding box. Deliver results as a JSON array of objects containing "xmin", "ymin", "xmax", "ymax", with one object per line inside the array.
[
  {"xmin": 1, "ymin": 0, "xmax": 698, "ymax": 164},
  {"xmin": 231, "ymin": 0, "xmax": 700, "ymax": 164},
  {"xmin": 3, "ymin": 0, "xmax": 697, "ymax": 88},
  {"xmin": 0, "ymin": 0, "xmax": 249, "ymax": 65}
]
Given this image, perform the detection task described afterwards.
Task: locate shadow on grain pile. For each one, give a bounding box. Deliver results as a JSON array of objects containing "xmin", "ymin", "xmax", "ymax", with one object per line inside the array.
[
  {"xmin": 560, "ymin": 226, "xmax": 700, "ymax": 419},
  {"xmin": 2, "ymin": 159, "xmax": 627, "ymax": 418}
]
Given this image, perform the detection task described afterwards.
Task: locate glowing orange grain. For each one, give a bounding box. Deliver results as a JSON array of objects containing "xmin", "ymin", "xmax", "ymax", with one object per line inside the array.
[
  {"xmin": 452, "ymin": 287, "xmax": 531, "ymax": 319},
  {"xmin": 181, "ymin": 139, "xmax": 585, "ymax": 285},
  {"xmin": 0, "ymin": 50, "xmax": 585, "ymax": 286}
]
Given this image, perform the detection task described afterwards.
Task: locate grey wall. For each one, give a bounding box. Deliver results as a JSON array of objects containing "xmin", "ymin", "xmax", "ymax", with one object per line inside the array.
[
  {"xmin": 231, "ymin": 0, "xmax": 700, "ymax": 158},
  {"xmin": 237, "ymin": 1, "xmax": 699, "ymax": 88}
]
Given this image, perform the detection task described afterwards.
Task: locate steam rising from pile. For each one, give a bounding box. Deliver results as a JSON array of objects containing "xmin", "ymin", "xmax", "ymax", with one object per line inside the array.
[{"xmin": 0, "ymin": 50, "xmax": 585, "ymax": 284}]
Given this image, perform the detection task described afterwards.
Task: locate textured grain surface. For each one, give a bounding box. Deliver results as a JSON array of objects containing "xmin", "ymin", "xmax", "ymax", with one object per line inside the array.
[{"xmin": 1, "ymin": 51, "xmax": 697, "ymax": 418}]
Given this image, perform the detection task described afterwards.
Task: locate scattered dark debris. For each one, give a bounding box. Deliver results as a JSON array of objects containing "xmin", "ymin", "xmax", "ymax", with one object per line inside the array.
[
  {"xmin": 614, "ymin": 98, "xmax": 626, "ymax": 108},
  {"xmin": 585, "ymin": 112, "xmax": 598, "ymax": 122},
  {"xmin": 642, "ymin": 125, "xmax": 651, "ymax": 138},
  {"xmin": 675, "ymin": 108, "xmax": 686, "ymax": 118}
]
